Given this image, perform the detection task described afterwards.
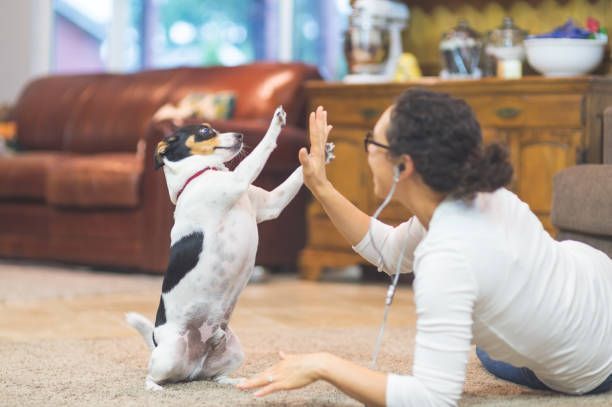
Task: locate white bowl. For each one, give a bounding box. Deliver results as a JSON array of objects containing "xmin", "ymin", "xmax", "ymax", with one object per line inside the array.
[{"xmin": 524, "ymin": 37, "xmax": 607, "ymax": 77}]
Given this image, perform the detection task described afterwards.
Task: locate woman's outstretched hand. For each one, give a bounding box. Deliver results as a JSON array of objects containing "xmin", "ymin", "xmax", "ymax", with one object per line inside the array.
[
  {"xmin": 299, "ymin": 106, "xmax": 333, "ymax": 196},
  {"xmin": 237, "ymin": 351, "xmax": 329, "ymax": 397}
]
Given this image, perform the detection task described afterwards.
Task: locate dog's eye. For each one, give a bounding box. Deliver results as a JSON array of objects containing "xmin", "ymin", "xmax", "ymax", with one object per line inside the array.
[{"xmin": 200, "ymin": 127, "xmax": 210, "ymax": 136}]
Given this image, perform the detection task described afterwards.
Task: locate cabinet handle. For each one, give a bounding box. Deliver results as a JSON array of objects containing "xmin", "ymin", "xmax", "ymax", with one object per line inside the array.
[
  {"xmin": 496, "ymin": 107, "xmax": 521, "ymax": 119},
  {"xmin": 360, "ymin": 107, "xmax": 381, "ymax": 121}
]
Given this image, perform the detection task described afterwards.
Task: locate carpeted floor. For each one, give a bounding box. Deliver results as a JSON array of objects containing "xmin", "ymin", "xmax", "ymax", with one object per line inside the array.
[{"xmin": 0, "ymin": 260, "xmax": 610, "ymax": 406}]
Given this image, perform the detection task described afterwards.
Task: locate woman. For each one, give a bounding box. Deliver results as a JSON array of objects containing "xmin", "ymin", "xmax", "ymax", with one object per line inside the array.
[{"xmin": 238, "ymin": 89, "xmax": 612, "ymax": 406}]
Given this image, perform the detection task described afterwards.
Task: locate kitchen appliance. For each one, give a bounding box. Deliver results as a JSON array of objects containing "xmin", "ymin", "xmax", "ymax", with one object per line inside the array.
[{"xmin": 343, "ymin": 0, "xmax": 410, "ymax": 83}]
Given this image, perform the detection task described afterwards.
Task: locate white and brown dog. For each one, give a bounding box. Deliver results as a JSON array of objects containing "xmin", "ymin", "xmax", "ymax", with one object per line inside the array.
[{"xmin": 126, "ymin": 106, "xmax": 329, "ymax": 390}]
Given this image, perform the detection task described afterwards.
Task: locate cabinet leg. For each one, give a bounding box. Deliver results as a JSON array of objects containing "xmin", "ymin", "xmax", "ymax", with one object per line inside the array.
[{"xmin": 301, "ymin": 265, "xmax": 323, "ymax": 281}]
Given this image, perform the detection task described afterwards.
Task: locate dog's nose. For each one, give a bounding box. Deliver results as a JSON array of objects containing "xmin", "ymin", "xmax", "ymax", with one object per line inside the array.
[{"xmin": 236, "ymin": 133, "xmax": 243, "ymax": 142}]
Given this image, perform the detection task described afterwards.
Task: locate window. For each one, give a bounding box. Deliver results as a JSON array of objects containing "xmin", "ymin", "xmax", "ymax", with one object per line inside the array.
[{"xmin": 52, "ymin": 0, "xmax": 348, "ymax": 79}]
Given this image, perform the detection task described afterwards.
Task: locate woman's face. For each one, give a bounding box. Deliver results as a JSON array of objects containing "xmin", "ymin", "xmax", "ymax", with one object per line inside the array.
[{"xmin": 367, "ymin": 107, "xmax": 396, "ymax": 198}]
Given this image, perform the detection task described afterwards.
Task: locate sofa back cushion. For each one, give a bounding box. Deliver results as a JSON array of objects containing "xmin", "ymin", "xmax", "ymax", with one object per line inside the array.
[
  {"xmin": 14, "ymin": 74, "xmax": 103, "ymax": 150},
  {"xmin": 13, "ymin": 63, "xmax": 320, "ymax": 153},
  {"xmin": 168, "ymin": 63, "xmax": 321, "ymax": 127},
  {"xmin": 63, "ymin": 69, "xmax": 186, "ymax": 153}
]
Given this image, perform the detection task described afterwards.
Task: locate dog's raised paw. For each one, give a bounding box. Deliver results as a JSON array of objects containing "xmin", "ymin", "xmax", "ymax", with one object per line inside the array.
[
  {"xmin": 274, "ymin": 106, "xmax": 286, "ymax": 128},
  {"xmin": 325, "ymin": 142, "xmax": 336, "ymax": 164}
]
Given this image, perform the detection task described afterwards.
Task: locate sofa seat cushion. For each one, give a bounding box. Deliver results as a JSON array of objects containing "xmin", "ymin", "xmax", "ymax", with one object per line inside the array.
[
  {"xmin": 0, "ymin": 151, "xmax": 66, "ymax": 201},
  {"xmin": 46, "ymin": 153, "xmax": 143, "ymax": 208}
]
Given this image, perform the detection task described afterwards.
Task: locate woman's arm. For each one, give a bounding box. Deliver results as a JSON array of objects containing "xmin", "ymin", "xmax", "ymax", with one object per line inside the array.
[
  {"xmin": 240, "ymin": 247, "xmax": 478, "ymax": 407},
  {"xmin": 238, "ymin": 351, "xmax": 388, "ymax": 407}
]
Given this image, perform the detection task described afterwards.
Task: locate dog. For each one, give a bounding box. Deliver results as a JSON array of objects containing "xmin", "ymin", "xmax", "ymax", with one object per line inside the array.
[{"xmin": 126, "ymin": 106, "xmax": 333, "ymax": 390}]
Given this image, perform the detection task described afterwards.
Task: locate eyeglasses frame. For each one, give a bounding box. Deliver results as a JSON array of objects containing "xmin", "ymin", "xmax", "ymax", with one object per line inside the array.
[{"xmin": 364, "ymin": 131, "xmax": 391, "ymax": 153}]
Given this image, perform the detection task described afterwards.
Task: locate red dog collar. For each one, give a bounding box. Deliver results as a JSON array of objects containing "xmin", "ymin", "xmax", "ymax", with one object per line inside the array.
[{"xmin": 176, "ymin": 167, "xmax": 219, "ymax": 201}]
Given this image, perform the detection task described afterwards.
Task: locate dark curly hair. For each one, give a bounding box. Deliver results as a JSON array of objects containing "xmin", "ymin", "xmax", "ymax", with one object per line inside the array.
[{"xmin": 387, "ymin": 88, "xmax": 513, "ymax": 200}]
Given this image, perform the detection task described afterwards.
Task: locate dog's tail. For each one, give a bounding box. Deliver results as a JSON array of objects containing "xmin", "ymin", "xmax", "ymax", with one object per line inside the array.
[{"xmin": 125, "ymin": 312, "xmax": 155, "ymax": 350}]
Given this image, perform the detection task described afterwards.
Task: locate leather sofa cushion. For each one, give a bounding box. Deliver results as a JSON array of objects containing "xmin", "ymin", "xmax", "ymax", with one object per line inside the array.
[
  {"xmin": 0, "ymin": 152, "xmax": 66, "ymax": 200},
  {"xmin": 168, "ymin": 63, "xmax": 321, "ymax": 128},
  {"xmin": 63, "ymin": 69, "xmax": 186, "ymax": 154},
  {"xmin": 46, "ymin": 153, "xmax": 143, "ymax": 208},
  {"xmin": 14, "ymin": 74, "xmax": 100, "ymax": 150},
  {"xmin": 552, "ymin": 164, "xmax": 612, "ymax": 236}
]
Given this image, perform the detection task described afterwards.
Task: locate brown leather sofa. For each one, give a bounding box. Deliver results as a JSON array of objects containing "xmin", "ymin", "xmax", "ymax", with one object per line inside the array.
[{"xmin": 0, "ymin": 63, "xmax": 321, "ymax": 273}]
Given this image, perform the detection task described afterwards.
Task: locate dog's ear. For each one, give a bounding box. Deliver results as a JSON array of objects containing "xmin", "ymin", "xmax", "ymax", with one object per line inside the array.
[{"xmin": 154, "ymin": 140, "xmax": 169, "ymax": 169}]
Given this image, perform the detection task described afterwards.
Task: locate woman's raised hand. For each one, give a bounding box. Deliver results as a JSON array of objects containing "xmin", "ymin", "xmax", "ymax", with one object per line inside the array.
[{"xmin": 299, "ymin": 106, "xmax": 333, "ymax": 196}]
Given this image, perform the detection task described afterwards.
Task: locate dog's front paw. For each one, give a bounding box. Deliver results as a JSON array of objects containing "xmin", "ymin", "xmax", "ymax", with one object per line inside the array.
[
  {"xmin": 145, "ymin": 376, "xmax": 164, "ymax": 391},
  {"xmin": 273, "ymin": 106, "xmax": 286, "ymax": 128},
  {"xmin": 325, "ymin": 142, "xmax": 336, "ymax": 164},
  {"xmin": 214, "ymin": 375, "xmax": 245, "ymax": 386}
]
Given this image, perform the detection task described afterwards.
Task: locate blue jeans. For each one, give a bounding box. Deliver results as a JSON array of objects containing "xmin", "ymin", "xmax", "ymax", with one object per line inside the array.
[{"xmin": 476, "ymin": 347, "xmax": 612, "ymax": 395}]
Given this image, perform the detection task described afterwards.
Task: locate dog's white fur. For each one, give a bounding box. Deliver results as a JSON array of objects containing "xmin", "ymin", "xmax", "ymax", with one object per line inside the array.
[{"xmin": 126, "ymin": 107, "xmax": 304, "ymax": 390}]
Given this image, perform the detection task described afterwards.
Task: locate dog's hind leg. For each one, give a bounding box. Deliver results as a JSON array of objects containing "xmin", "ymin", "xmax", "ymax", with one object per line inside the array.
[
  {"xmin": 203, "ymin": 326, "xmax": 245, "ymax": 385},
  {"xmin": 145, "ymin": 336, "xmax": 188, "ymax": 390}
]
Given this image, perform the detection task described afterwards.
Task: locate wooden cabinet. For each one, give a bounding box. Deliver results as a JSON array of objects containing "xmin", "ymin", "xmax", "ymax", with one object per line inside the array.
[{"xmin": 299, "ymin": 77, "xmax": 612, "ymax": 280}]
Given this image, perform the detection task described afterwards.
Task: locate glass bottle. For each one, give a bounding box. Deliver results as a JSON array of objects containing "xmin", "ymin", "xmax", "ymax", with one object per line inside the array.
[
  {"xmin": 439, "ymin": 19, "xmax": 483, "ymax": 79},
  {"xmin": 484, "ymin": 17, "xmax": 527, "ymax": 79}
]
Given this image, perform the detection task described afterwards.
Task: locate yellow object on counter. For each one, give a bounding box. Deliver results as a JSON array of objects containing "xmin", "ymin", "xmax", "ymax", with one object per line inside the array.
[{"xmin": 394, "ymin": 52, "xmax": 422, "ymax": 81}]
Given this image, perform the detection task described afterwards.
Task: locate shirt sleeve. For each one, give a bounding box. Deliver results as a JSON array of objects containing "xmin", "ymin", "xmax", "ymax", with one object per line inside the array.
[
  {"xmin": 352, "ymin": 216, "xmax": 426, "ymax": 276},
  {"xmin": 386, "ymin": 245, "xmax": 478, "ymax": 407}
]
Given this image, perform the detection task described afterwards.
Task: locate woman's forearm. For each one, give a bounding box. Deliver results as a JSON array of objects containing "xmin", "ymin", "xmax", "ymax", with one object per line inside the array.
[
  {"xmin": 311, "ymin": 180, "xmax": 372, "ymax": 247},
  {"xmin": 318, "ymin": 353, "xmax": 387, "ymax": 407}
]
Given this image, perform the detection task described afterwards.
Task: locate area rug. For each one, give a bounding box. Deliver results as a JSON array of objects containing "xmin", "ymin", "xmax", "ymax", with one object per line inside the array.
[{"xmin": 0, "ymin": 260, "xmax": 610, "ymax": 406}]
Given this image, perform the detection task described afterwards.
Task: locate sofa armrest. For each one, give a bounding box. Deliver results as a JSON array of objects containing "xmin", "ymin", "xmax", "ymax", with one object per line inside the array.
[
  {"xmin": 551, "ymin": 164, "xmax": 612, "ymax": 236},
  {"xmin": 139, "ymin": 121, "xmax": 174, "ymax": 272}
]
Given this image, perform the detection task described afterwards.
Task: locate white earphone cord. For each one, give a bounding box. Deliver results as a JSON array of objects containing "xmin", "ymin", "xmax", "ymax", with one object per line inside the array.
[{"xmin": 369, "ymin": 169, "xmax": 410, "ymax": 369}]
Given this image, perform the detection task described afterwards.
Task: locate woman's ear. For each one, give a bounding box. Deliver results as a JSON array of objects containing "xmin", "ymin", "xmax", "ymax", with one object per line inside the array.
[{"xmin": 395, "ymin": 155, "xmax": 414, "ymax": 180}]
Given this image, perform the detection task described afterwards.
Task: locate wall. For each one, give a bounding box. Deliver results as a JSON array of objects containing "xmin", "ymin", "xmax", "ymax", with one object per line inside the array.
[
  {"xmin": 0, "ymin": 0, "xmax": 52, "ymax": 104},
  {"xmin": 402, "ymin": 0, "xmax": 612, "ymax": 75}
]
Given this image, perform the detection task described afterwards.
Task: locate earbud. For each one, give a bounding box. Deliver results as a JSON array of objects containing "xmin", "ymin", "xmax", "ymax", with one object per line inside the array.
[{"xmin": 393, "ymin": 163, "xmax": 405, "ymax": 182}]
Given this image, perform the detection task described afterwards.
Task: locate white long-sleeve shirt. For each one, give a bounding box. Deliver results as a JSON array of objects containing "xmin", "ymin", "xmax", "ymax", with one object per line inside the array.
[{"xmin": 353, "ymin": 188, "xmax": 612, "ymax": 406}]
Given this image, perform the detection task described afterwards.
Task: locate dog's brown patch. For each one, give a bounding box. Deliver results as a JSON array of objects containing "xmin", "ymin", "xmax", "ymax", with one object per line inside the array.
[{"xmin": 185, "ymin": 135, "xmax": 219, "ymax": 155}]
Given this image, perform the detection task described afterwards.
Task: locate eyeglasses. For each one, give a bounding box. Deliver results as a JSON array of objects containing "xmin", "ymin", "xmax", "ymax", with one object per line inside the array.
[{"xmin": 364, "ymin": 131, "xmax": 391, "ymax": 153}]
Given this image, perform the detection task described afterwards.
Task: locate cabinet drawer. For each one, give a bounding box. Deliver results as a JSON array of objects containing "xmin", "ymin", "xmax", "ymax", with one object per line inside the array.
[
  {"xmin": 465, "ymin": 94, "xmax": 583, "ymax": 128},
  {"xmin": 311, "ymin": 95, "xmax": 395, "ymax": 128}
]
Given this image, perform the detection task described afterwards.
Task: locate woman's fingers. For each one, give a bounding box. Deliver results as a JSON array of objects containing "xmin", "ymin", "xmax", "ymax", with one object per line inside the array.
[
  {"xmin": 254, "ymin": 382, "xmax": 286, "ymax": 397},
  {"xmin": 309, "ymin": 106, "xmax": 329, "ymax": 157},
  {"xmin": 308, "ymin": 110, "xmax": 320, "ymax": 156},
  {"xmin": 237, "ymin": 374, "xmax": 270, "ymax": 390}
]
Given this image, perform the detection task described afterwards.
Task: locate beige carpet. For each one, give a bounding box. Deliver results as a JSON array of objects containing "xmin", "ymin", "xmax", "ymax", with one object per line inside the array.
[{"xmin": 0, "ymin": 260, "xmax": 609, "ymax": 406}]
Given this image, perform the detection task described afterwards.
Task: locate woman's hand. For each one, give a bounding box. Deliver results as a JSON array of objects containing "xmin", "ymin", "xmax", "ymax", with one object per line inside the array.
[
  {"xmin": 299, "ymin": 106, "xmax": 333, "ymax": 196},
  {"xmin": 237, "ymin": 351, "xmax": 330, "ymax": 397}
]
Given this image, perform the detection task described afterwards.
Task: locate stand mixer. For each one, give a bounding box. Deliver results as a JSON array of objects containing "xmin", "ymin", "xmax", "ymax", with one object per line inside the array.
[{"xmin": 343, "ymin": 0, "xmax": 409, "ymax": 83}]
